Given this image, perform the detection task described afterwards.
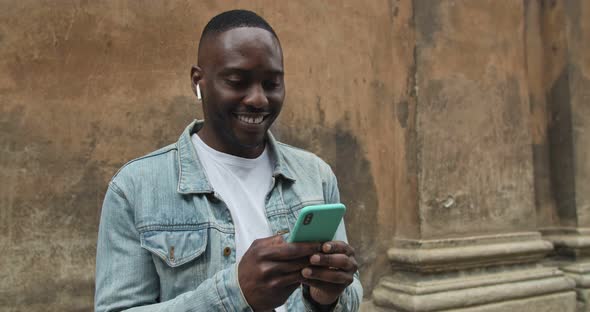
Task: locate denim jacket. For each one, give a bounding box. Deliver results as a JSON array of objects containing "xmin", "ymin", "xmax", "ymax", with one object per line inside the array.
[{"xmin": 95, "ymin": 120, "xmax": 363, "ymax": 311}]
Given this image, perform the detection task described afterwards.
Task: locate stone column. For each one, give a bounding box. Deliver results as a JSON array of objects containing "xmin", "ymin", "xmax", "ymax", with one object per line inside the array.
[
  {"xmin": 369, "ymin": 1, "xmax": 576, "ymax": 311},
  {"xmin": 529, "ymin": 1, "xmax": 590, "ymax": 310}
]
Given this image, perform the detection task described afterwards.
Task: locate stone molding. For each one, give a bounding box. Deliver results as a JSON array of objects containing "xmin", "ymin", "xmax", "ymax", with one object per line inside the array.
[
  {"xmin": 541, "ymin": 227, "xmax": 590, "ymax": 258},
  {"xmin": 388, "ymin": 232, "xmax": 553, "ymax": 272},
  {"xmin": 373, "ymin": 265, "xmax": 575, "ymax": 311},
  {"xmin": 540, "ymin": 229, "xmax": 590, "ymax": 311},
  {"xmin": 562, "ymin": 261, "xmax": 590, "ymax": 286},
  {"xmin": 560, "ymin": 262, "xmax": 590, "ymax": 312}
]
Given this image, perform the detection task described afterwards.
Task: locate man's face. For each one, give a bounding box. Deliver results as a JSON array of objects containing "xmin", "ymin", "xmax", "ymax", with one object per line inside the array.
[{"xmin": 194, "ymin": 27, "xmax": 285, "ymax": 157}]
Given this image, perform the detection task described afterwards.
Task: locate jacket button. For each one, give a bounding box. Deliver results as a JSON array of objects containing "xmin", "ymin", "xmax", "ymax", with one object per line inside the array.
[{"xmin": 223, "ymin": 247, "xmax": 231, "ymax": 257}]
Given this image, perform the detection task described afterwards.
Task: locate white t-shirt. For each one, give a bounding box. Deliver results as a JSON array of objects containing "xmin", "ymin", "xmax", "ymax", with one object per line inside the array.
[
  {"xmin": 191, "ymin": 133, "xmax": 275, "ymax": 261},
  {"xmin": 192, "ymin": 134, "xmax": 288, "ymax": 312}
]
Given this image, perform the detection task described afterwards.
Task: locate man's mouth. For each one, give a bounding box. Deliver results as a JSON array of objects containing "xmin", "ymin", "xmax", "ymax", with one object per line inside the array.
[{"xmin": 233, "ymin": 113, "xmax": 270, "ymax": 125}]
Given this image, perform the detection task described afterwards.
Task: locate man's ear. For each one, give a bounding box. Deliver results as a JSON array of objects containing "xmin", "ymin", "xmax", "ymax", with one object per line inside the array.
[{"xmin": 190, "ymin": 65, "xmax": 203, "ymax": 98}]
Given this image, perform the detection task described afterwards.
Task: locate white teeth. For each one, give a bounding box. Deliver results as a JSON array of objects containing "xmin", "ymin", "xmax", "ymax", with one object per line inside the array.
[{"xmin": 237, "ymin": 115, "xmax": 265, "ymax": 124}]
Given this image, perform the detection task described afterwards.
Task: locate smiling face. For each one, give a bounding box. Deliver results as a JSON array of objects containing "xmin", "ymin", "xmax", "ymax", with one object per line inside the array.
[{"xmin": 192, "ymin": 27, "xmax": 285, "ymax": 158}]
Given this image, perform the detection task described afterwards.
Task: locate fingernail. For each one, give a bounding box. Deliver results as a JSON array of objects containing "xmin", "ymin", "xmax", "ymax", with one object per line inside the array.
[
  {"xmin": 302, "ymin": 268, "xmax": 312, "ymax": 277},
  {"xmin": 323, "ymin": 243, "xmax": 332, "ymax": 252},
  {"xmin": 310, "ymin": 254, "xmax": 320, "ymax": 264}
]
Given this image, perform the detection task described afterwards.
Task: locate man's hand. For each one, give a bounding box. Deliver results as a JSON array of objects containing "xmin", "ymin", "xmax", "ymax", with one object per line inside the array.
[
  {"xmin": 238, "ymin": 235, "xmax": 322, "ymax": 311},
  {"xmin": 301, "ymin": 241, "xmax": 358, "ymax": 305}
]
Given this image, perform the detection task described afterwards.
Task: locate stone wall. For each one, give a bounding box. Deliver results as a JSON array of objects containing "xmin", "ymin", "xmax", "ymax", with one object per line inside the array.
[{"xmin": 0, "ymin": 1, "xmax": 588, "ymax": 311}]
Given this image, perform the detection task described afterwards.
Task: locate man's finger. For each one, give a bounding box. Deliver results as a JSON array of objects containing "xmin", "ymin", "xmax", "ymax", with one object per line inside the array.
[
  {"xmin": 261, "ymin": 257, "xmax": 311, "ymax": 277},
  {"xmin": 269, "ymin": 271, "xmax": 306, "ymax": 288},
  {"xmin": 322, "ymin": 241, "xmax": 355, "ymax": 256},
  {"xmin": 301, "ymin": 267, "xmax": 354, "ymax": 285},
  {"xmin": 309, "ymin": 254, "xmax": 357, "ymax": 272},
  {"xmin": 301, "ymin": 279, "xmax": 345, "ymax": 294},
  {"xmin": 263, "ymin": 242, "xmax": 322, "ymax": 260}
]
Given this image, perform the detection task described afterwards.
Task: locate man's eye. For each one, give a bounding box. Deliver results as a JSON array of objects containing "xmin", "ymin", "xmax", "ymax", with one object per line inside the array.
[
  {"xmin": 225, "ymin": 78, "xmax": 244, "ymax": 87},
  {"xmin": 263, "ymin": 80, "xmax": 281, "ymax": 90}
]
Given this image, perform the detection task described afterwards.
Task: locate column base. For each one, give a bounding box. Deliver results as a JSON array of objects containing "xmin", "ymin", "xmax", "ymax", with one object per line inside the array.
[
  {"xmin": 387, "ymin": 232, "xmax": 553, "ymax": 272},
  {"xmin": 542, "ymin": 227, "xmax": 590, "ymax": 311},
  {"xmin": 559, "ymin": 261, "xmax": 590, "ymax": 312},
  {"xmin": 541, "ymin": 227, "xmax": 590, "ymax": 259},
  {"xmin": 363, "ymin": 293, "xmax": 576, "ymax": 312},
  {"xmin": 371, "ymin": 232, "xmax": 575, "ymax": 311},
  {"xmin": 372, "ymin": 265, "xmax": 575, "ymax": 311}
]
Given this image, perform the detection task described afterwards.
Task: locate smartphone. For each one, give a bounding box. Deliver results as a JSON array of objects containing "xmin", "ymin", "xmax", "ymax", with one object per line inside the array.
[{"xmin": 288, "ymin": 203, "xmax": 346, "ymax": 243}]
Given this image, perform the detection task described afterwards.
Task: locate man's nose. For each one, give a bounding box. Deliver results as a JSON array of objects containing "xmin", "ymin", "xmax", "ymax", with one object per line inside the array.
[{"xmin": 242, "ymin": 83, "xmax": 268, "ymax": 108}]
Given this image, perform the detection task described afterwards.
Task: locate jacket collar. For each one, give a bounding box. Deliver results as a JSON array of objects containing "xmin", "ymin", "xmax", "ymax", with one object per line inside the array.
[{"xmin": 176, "ymin": 120, "xmax": 295, "ymax": 194}]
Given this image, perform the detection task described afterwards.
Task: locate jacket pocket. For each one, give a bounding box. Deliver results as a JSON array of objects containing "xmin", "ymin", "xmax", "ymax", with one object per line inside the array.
[{"xmin": 140, "ymin": 229, "xmax": 208, "ymax": 268}]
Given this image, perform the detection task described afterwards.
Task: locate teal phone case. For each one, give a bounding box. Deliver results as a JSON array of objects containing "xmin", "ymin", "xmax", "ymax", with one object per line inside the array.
[{"xmin": 288, "ymin": 203, "xmax": 346, "ymax": 243}]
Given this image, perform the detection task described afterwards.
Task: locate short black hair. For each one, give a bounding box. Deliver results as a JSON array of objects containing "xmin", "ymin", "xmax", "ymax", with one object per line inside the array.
[{"xmin": 199, "ymin": 9, "xmax": 279, "ymax": 50}]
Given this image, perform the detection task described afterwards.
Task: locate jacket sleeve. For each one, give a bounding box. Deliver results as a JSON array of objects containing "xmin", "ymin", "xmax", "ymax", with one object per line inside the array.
[
  {"xmin": 95, "ymin": 182, "xmax": 252, "ymax": 312},
  {"xmin": 301, "ymin": 163, "xmax": 364, "ymax": 312}
]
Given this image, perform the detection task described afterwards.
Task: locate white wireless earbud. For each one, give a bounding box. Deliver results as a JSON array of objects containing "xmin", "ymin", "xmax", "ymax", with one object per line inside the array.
[{"xmin": 196, "ymin": 84, "xmax": 202, "ymax": 100}]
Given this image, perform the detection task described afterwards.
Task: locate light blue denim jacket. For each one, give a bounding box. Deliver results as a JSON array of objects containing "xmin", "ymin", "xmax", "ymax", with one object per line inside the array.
[{"xmin": 95, "ymin": 120, "xmax": 363, "ymax": 311}]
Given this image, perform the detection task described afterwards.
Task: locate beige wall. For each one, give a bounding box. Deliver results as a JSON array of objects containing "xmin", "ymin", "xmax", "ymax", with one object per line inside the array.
[
  {"xmin": 527, "ymin": 0, "xmax": 590, "ymax": 230},
  {"xmin": 412, "ymin": 0, "xmax": 536, "ymax": 239},
  {"xmin": 0, "ymin": 1, "xmax": 405, "ymax": 310},
  {"xmin": 1, "ymin": 1, "xmax": 589, "ymax": 311}
]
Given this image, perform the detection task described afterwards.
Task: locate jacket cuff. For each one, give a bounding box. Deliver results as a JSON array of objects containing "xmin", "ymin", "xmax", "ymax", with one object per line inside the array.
[{"xmin": 215, "ymin": 263, "xmax": 253, "ymax": 312}]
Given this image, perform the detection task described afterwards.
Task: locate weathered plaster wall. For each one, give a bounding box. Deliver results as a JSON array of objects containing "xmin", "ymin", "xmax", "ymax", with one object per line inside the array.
[
  {"xmin": 526, "ymin": 0, "xmax": 563, "ymax": 230},
  {"xmin": 0, "ymin": 1, "xmax": 407, "ymax": 310},
  {"xmin": 565, "ymin": 0, "xmax": 590, "ymax": 227},
  {"xmin": 1, "ymin": 1, "xmax": 588, "ymax": 311},
  {"xmin": 412, "ymin": 0, "xmax": 536, "ymax": 239},
  {"xmin": 527, "ymin": 0, "xmax": 590, "ymax": 230}
]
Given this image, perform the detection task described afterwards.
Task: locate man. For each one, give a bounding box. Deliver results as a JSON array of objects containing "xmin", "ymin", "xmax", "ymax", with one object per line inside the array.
[{"xmin": 95, "ymin": 10, "xmax": 362, "ymax": 312}]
